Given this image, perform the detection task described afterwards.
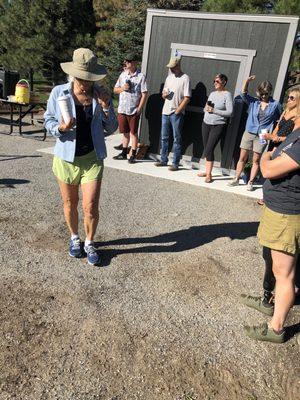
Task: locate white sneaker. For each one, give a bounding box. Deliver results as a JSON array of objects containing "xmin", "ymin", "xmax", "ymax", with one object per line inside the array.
[
  {"xmin": 247, "ymin": 181, "xmax": 254, "ymax": 191},
  {"xmin": 227, "ymin": 178, "xmax": 239, "ymax": 187}
]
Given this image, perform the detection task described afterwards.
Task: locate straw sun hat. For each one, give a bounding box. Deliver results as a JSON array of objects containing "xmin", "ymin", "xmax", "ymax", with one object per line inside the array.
[{"xmin": 60, "ymin": 48, "xmax": 107, "ymax": 81}]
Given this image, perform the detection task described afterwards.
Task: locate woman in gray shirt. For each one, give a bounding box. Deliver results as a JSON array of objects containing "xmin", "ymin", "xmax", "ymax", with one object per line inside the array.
[{"xmin": 198, "ymin": 74, "xmax": 233, "ymax": 182}]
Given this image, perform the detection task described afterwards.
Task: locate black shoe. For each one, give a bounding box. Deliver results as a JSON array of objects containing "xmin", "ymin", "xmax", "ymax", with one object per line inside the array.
[
  {"xmin": 114, "ymin": 144, "xmax": 131, "ymax": 153},
  {"xmin": 168, "ymin": 165, "xmax": 179, "ymax": 171},
  {"xmin": 155, "ymin": 161, "xmax": 167, "ymax": 167},
  {"xmin": 113, "ymin": 152, "xmax": 127, "ymax": 160},
  {"xmin": 128, "ymin": 155, "xmax": 136, "ymax": 164}
]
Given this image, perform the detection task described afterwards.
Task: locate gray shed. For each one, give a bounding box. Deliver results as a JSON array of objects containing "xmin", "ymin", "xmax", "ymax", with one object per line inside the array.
[{"xmin": 140, "ymin": 9, "xmax": 299, "ymax": 170}]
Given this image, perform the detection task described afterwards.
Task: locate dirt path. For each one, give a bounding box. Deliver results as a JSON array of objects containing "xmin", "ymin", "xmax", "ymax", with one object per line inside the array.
[{"xmin": 0, "ymin": 127, "xmax": 299, "ymax": 399}]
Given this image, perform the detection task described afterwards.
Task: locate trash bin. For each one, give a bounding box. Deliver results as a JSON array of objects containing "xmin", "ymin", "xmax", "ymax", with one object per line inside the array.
[{"xmin": 0, "ymin": 69, "xmax": 20, "ymax": 99}]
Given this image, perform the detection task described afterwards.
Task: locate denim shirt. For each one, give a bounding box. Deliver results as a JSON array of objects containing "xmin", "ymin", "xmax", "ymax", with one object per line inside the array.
[
  {"xmin": 44, "ymin": 83, "xmax": 118, "ymax": 162},
  {"xmin": 240, "ymin": 92, "xmax": 282, "ymax": 135}
]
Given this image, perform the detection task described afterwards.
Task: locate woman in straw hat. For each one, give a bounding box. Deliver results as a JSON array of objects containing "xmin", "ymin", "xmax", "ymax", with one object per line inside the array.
[{"xmin": 44, "ymin": 48, "xmax": 118, "ymax": 266}]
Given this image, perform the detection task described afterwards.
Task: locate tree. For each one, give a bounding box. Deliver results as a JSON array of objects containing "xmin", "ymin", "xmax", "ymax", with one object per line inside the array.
[
  {"xmin": 274, "ymin": 0, "xmax": 300, "ymax": 15},
  {"xmin": 93, "ymin": 0, "xmax": 126, "ymax": 55},
  {"xmin": 0, "ymin": 0, "xmax": 96, "ymax": 84},
  {"xmin": 202, "ymin": 0, "xmax": 271, "ymax": 13},
  {"xmin": 103, "ymin": 0, "xmax": 204, "ymax": 88}
]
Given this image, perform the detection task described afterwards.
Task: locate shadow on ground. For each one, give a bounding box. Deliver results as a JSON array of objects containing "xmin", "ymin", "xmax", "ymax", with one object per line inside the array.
[
  {"xmin": 95, "ymin": 221, "xmax": 259, "ymax": 266},
  {"xmin": 0, "ymin": 178, "xmax": 30, "ymax": 188}
]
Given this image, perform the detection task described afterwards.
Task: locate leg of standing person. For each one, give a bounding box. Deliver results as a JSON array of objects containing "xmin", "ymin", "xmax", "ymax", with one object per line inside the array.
[
  {"xmin": 228, "ymin": 148, "xmax": 249, "ymax": 186},
  {"xmin": 170, "ymin": 112, "xmax": 184, "ymax": 169},
  {"xmin": 247, "ymin": 151, "xmax": 262, "ymax": 191},
  {"xmin": 58, "ymin": 180, "xmax": 80, "ymax": 235},
  {"xmin": 128, "ymin": 113, "xmax": 140, "ymax": 164},
  {"xmin": 114, "ymin": 114, "xmax": 130, "ymax": 160},
  {"xmin": 270, "ymin": 250, "xmax": 296, "ymax": 332},
  {"xmin": 202, "ymin": 124, "xmax": 226, "ymax": 182},
  {"xmin": 81, "ymin": 179, "xmax": 102, "ymax": 265},
  {"xmin": 198, "ymin": 121, "xmax": 210, "ymax": 177},
  {"xmin": 57, "ymin": 180, "xmax": 81, "ymax": 257},
  {"xmin": 240, "ymin": 246, "xmax": 275, "ymax": 316},
  {"xmin": 158, "ymin": 114, "xmax": 171, "ymax": 165}
]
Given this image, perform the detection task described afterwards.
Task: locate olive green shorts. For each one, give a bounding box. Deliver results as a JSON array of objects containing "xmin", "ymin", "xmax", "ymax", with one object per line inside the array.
[
  {"xmin": 257, "ymin": 206, "xmax": 300, "ymax": 255},
  {"xmin": 52, "ymin": 150, "xmax": 104, "ymax": 185}
]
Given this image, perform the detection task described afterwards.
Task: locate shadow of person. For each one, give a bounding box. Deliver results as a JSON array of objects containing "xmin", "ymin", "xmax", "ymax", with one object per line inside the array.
[
  {"xmin": 0, "ymin": 178, "xmax": 30, "ymax": 188},
  {"xmin": 285, "ymin": 322, "xmax": 300, "ymax": 342},
  {"xmin": 182, "ymin": 81, "xmax": 207, "ymax": 159},
  {"xmin": 95, "ymin": 221, "xmax": 259, "ymax": 267},
  {"xmin": 144, "ymin": 83, "xmax": 165, "ymax": 154}
]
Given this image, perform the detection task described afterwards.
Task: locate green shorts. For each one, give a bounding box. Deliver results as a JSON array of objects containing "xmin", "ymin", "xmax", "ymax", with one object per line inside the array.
[
  {"xmin": 52, "ymin": 150, "xmax": 104, "ymax": 185},
  {"xmin": 257, "ymin": 206, "xmax": 300, "ymax": 255}
]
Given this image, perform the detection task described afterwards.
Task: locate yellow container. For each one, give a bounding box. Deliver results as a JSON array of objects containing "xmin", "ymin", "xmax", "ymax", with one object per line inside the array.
[{"xmin": 15, "ymin": 79, "xmax": 30, "ymax": 103}]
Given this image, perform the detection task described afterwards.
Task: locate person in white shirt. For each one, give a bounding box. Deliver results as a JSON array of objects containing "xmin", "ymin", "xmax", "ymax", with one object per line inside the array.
[
  {"xmin": 113, "ymin": 53, "xmax": 148, "ymax": 163},
  {"xmin": 155, "ymin": 54, "xmax": 191, "ymax": 171}
]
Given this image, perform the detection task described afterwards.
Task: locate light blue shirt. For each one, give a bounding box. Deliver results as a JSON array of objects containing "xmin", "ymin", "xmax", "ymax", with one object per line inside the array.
[
  {"xmin": 240, "ymin": 92, "xmax": 282, "ymax": 135},
  {"xmin": 44, "ymin": 83, "xmax": 118, "ymax": 162}
]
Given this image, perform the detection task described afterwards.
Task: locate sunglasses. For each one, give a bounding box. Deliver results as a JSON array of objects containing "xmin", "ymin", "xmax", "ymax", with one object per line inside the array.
[
  {"xmin": 214, "ymin": 79, "xmax": 222, "ymax": 84},
  {"xmin": 258, "ymin": 93, "xmax": 270, "ymax": 99},
  {"xmin": 287, "ymin": 95, "xmax": 295, "ymax": 101}
]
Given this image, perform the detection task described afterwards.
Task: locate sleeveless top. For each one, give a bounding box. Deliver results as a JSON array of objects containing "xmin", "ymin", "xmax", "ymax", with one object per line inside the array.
[
  {"xmin": 277, "ymin": 116, "xmax": 295, "ymax": 138},
  {"xmin": 75, "ymin": 104, "xmax": 94, "ymax": 157}
]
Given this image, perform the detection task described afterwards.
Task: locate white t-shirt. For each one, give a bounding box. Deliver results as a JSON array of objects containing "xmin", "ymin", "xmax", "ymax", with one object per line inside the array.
[{"xmin": 162, "ymin": 73, "xmax": 191, "ymax": 115}]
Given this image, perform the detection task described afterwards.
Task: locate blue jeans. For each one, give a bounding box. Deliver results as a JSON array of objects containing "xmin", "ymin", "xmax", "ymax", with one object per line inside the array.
[{"xmin": 160, "ymin": 113, "xmax": 184, "ymax": 166}]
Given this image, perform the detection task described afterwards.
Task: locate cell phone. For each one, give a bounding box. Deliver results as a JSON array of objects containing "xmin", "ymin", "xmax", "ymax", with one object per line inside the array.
[{"xmin": 207, "ymin": 100, "xmax": 214, "ymax": 107}]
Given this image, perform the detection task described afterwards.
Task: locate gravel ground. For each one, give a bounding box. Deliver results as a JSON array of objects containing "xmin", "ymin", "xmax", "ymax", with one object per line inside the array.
[{"xmin": 0, "ymin": 118, "xmax": 299, "ymax": 400}]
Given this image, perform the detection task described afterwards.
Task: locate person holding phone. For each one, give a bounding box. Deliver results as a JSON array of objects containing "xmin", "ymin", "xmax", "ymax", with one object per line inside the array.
[
  {"xmin": 198, "ymin": 74, "xmax": 233, "ymax": 183},
  {"xmin": 155, "ymin": 53, "xmax": 191, "ymax": 171}
]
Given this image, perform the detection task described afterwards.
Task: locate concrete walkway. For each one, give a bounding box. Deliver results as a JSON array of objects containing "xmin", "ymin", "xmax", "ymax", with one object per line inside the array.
[{"xmin": 38, "ymin": 133, "xmax": 263, "ymax": 200}]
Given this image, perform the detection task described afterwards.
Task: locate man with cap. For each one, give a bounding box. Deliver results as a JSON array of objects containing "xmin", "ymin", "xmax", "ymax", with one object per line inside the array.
[
  {"xmin": 155, "ymin": 53, "xmax": 191, "ymax": 171},
  {"xmin": 44, "ymin": 48, "xmax": 118, "ymax": 266},
  {"xmin": 113, "ymin": 53, "xmax": 148, "ymax": 163}
]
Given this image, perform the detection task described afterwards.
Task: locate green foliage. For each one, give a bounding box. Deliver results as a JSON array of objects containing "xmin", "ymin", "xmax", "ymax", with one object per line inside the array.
[
  {"xmin": 202, "ymin": 0, "xmax": 270, "ymax": 13},
  {"xmin": 103, "ymin": 0, "xmax": 204, "ymax": 89},
  {"xmin": 274, "ymin": 0, "xmax": 300, "ymax": 15},
  {"xmin": 0, "ymin": 0, "xmax": 96, "ymax": 84}
]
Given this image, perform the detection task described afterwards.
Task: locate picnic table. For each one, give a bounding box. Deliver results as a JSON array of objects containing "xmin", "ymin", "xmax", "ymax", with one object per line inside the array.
[{"xmin": 0, "ymin": 98, "xmax": 47, "ymax": 140}]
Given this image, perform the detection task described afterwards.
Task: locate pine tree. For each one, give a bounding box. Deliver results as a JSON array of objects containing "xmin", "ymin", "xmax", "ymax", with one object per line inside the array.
[
  {"xmin": 0, "ymin": 0, "xmax": 96, "ymax": 84},
  {"xmin": 104, "ymin": 0, "xmax": 204, "ymax": 88}
]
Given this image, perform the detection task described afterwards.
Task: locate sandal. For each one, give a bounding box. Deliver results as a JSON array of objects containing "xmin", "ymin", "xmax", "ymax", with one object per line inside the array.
[
  {"xmin": 257, "ymin": 199, "xmax": 264, "ymax": 206},
  {"xmin": 205, "ymin": 175, "xmax": 213, "ymax": 183},
  {"xmin": 197, "ymin": 171, "xmax": 206, "ymax": 177}
]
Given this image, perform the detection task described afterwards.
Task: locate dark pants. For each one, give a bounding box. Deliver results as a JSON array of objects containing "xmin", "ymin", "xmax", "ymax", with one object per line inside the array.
[
  {"xmin": 263, "ymin": 247, "xmax": 300, "ymax": 292},
  {"xmin": 202, "ymin": 121, "xmax": 227, "ymax": 162}
]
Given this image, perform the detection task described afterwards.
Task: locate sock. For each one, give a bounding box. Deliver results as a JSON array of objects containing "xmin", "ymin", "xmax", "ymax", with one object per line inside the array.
[
  {"xmin": 71, "ymin": 234, "xmax": 79, "ymax": 241},
  {"xmin": 85, "ymin": 239, "xmax": 93, "ymax": 248},
  {"xmin": 122, "ymin": 147, "xmax": 128, "ymax": 156}
]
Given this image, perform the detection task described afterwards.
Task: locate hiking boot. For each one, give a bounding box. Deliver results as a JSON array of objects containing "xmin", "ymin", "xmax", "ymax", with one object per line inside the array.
[
  {"xmin": 247, "ymin": 180, "xmax": 254, "ymax": 191},
  {"xmin": 113, "ymin": 152, "xmax": 127, "ymax": 160},
  {"xmin": 84, "ymin": 244, "xmax": 101, "ymax": 266},
  {"xmin": 240, "ymin": 293, "xmax": 274, "ymax": 316},
  {"xmin": 128, "ymin": 155, "xmax": 136, "ymax": 164},
  {"xmin": 155, "ymin": 161, "xmax": 167, "ymax": 167},
  {"xmin": 244, "ymin": 322, "xmax": 285, "ymax": 343},
  {"xmin": 168, "ymin": 165, "xmax": 179, "ymax": 171},
  {"xmin": 69, "ymin": 237, "xmax": 82, "ymax": 258},
  {"xmin": 227, "ymin": 178, "xmax": 239, "ymax": 187}
]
